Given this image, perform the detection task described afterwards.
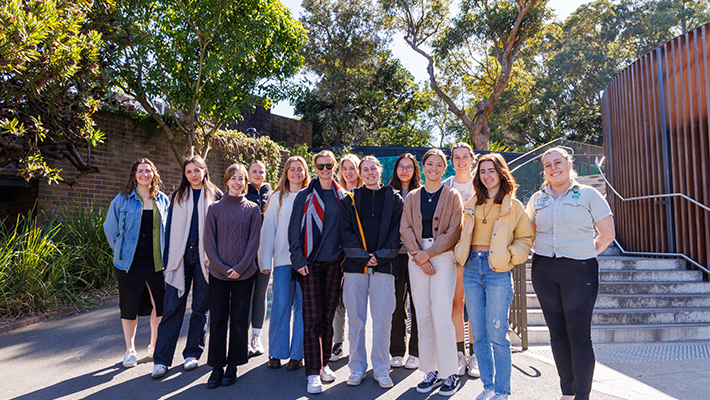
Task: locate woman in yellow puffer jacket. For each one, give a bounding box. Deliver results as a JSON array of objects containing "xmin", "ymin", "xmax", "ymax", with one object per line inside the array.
[{"xmin": 453, "ymin": 153, "xmax": 534, "ymax": 400}]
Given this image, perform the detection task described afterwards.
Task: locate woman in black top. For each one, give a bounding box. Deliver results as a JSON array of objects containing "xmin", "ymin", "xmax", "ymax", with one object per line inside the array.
[
  {"xmin": 245, "ymin": 160, "xmax": 273, "ymax": 357},
  {"xmin": 340, "ymin": 155, "xmax": 404, "ymax": 388},
  {"xmin": 151, "ymin": 155, "xmax": 221, "ymax": 378}
]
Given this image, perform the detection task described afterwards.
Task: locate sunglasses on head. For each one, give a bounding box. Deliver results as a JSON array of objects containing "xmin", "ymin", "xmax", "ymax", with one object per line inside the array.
[{"xmin": 316, "ymin": 163, "xmax": 334, "ymax": 170}]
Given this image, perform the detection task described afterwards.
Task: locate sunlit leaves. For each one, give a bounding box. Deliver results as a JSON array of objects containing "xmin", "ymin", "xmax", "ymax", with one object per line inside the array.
[{"xmin": 0, "ymin": 0, "xmax": 107, "ymax": 183}]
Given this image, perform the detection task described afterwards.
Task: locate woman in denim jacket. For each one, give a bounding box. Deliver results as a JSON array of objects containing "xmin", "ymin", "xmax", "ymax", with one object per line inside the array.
[{"xmin": 104, "ymin": 158, "xmax": 170, "ymax": 368}]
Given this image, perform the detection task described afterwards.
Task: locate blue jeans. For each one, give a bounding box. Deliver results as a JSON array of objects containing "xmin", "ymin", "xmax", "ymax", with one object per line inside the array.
[
  {"xmin": 154, "ymin": 246, "xmax": 209, "ymax": 367},
  {"xmin": 268, "ymin": 265, "xmax": 304, "ymax": 360},
  {"xmin": 463, "ymin": 251, "xmax": 514, "ymax": 395}
]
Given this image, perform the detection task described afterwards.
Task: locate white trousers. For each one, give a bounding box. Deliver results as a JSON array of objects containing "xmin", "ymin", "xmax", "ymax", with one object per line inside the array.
[
  {"xmin": 342, "ymin": 270, "xmax": 396, "ymax": 379},
  {"xmin": 408, "ymin": 238, "xmax": 458, "ymax": 377}
]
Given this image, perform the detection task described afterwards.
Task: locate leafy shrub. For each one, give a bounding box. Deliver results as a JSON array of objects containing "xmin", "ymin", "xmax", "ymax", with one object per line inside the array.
[
  {"xmin": 0, "ymin": 203, "xmax": 115, "ymax": 321},
  {"xmin": 212, "ymin": 129, "xmax": 287, "ymax": 186}
]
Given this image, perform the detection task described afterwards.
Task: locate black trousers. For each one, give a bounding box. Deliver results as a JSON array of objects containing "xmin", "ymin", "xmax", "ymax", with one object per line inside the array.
[
  {"xmin": 390, "ymin": 253, "xmax": 419, "ymax": 358},
  {"xmin": 208, "ymin": 273, "xmax": 255, "ymax": 368},
  {"xmin": 531, "ymin": 254, "xmax": 599, "ymax": 400}
]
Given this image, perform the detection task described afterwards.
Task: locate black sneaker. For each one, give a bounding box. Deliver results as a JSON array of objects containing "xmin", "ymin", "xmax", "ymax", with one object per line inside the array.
[
  {"xmin": 329, "ymin": 342, "xmax": 344, "ymax": 362},
  {"xmin": 206, "ymin": 367, "xmax": 223, "ymax": 389},
  {"xmin": 221, "ymin": 364, "xmax": 237, "ymax": 386},
  {"xmin": 439, "ymin": 374, "xmax": 459, "ymax": 397},
  {"xmin": 416, "ymin": 371, "xmax": 443, "ymax": 393}
]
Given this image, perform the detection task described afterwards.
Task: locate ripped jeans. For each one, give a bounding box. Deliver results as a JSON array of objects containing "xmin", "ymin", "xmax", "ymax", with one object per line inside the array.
[{"xmin": 463, "ymin": 251, "xmax": 514, "ymax": 396}]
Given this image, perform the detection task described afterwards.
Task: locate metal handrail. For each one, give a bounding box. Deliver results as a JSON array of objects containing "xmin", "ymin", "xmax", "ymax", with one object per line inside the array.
[
  {"xmin": 509, "ymin": 262, "xmax": 528, "ymax": 350},
  {"xmin": 595, "ymin": 156, "xmax": 710, "ymax": 275},
  {"xmin": 510, "ymin": 145, "xmax": 575, "ymax": 173}
]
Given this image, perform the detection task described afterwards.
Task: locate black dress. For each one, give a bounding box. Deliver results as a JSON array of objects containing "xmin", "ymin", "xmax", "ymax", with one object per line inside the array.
[{"xmin": 116, "ymin": 209, "xmax": 166, "ymax": 319}]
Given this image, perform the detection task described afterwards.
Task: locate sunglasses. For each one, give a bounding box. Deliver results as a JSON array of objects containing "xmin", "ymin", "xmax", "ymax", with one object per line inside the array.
[{"xmin": 316, "ymin": 163, "xmax": 334, "ymax": 170}]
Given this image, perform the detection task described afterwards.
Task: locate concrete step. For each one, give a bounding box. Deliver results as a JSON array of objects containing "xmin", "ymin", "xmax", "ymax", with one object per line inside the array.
[
  {"xmin": 598, "ymin": 257, "xmax": 687, "ymax": 270},
  {"xmin": 516, "ymin": 324, "xmax": 710, "ymax": 345},
  {"xmin": 525, "ymin": 293, "xmax": 710, "ymax": 309},
  {"xmin": 595, "ymin": 293, "xmax": 710, "ymax": 309},
  {"xmin": 526, "ymin": 308, "xmax": 710, "ymax": 326},
  {"xmin": 525, "ymin": 281, "xmax": 710, "ymax": 294},
  {"xmin": 598, "ymin": 282, "xmax": 710, "ymax": 295},
  {"xmin": 523, "ymin": 256, "xmax": 686, "ymax": 270},
  {"xmin": 599, "ymin": 270, "xmax": 703, "ymax": 282},
  {"xmin": 524, "ymin": 268, "xmax": 700, "ymax": 282}
]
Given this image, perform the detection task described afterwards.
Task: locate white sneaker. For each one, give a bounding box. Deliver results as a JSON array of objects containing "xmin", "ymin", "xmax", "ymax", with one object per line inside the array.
[
  {"xmin": 184, "ymin": 357, "xmax": 198, "ymax": 371},
  {"xmin": 404, "ymin": 355, "xmax": 419, "ymax": 369},
  {"xmin": 456, "ymin": 351, "xmax": 467, "ymax": 376},
  {"xmin": 147, "ymin": 345, "xmax": 154, "ymax": 358},
  {"xmin": 375, "ymin": 375, "xmax": 394, "ymax": 389},
  {"xmin": 467, "ymin": 354, "xmax": 481, "ymax": 378},
  {"xmin": 491, "ymin": 394, "xmax": 509, "ymax": 400},
  {"xmin": 122, "ymin": 349, "xmax": 138, "ymax": 368},
  {"xmin": 151, "ymin": 364, "xmax": 167, "ymax": 378},
  {"xmin": 307, "ymin": 375, "xmax": 323, "ymax": 394},
  {"xmin": 321, "ymin": 365, "xmax": 336, "ymax": 382},
  {"xmin": 251, "ymin": 334, "xmax": 264, "ymax": 356},
  {"xmin": 390, "ymin": 356, "xmax": 404, "ymax": 368},
  {"xmin": 347, "ymin": 371, "xmax": 365, "ymax": 386},
  {"xmin": 476, "ymin": 388, "xmax": 496, "ymax": 400},
  {"xmin": 329, "ymin": 342, "xmax": 344, "ymax": 362}
]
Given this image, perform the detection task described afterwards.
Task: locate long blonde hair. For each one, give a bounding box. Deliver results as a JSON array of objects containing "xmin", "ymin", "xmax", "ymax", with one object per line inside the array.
[
  {"xmin": 269, "ymin": 156, "xmax": 310, "ymax": 212},
  {"xmin": 541, "ymin": 147, "xmax": 578, "ymax": 186},
  {"xmin": 338, "ymin": 153, "xmax": 362, "ymax": 188}
]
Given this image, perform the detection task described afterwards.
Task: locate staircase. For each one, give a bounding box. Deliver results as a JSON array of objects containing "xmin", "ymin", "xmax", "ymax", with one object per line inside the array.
[
  {"xmin": 515, "ymin": 245, "xmax": 710, "ymax": 345},
  {"xmin": 575, "ymin": 174, "xmax": 607, "ymax": 197}
]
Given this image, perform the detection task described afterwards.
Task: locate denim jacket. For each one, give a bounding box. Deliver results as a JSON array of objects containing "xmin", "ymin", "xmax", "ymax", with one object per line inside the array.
[{"xmin": 104, "ymin": 188, "xmax": 170, "ymax": 271}]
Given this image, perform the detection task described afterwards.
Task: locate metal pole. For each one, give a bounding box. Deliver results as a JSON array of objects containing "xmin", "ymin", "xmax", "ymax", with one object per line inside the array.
[{"xmin": 656, "ymin": 47, "xmax": 677, "ymax": 253}]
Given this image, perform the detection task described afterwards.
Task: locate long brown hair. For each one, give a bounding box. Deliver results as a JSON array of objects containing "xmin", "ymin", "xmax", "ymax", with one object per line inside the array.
[
  {"xmin": 269, "ymin": 156, "xmax": 310, "ymax": 212},
  {"xmin": 473, "ymin": 153, "xmax": 518, "ymax": 205},
  {"xmin": 388, "ymin": 153, "xmax": 421, "ymax": 191},
  {"xmin": 122, "ymin": 158, "xmax": 162, "ymax": 200},
  {"xmin": 173, "ymin": 155, "xmax": 219, "ymax": 205}
]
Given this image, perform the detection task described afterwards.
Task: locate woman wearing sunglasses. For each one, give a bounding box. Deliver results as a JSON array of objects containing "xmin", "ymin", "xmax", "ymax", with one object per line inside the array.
[{"xmin": 288, "ymin": 150, "xmax": 348, "ymax": 394}]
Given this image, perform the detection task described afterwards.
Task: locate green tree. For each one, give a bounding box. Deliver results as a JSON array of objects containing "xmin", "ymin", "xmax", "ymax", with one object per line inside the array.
[
  {"xmin": 295, "ymin": 0, "xmax": 430, "ymax": 147},
  {"xmin": 627, "ymin": 0, "xmax": 710, "ymax": 55},
  {"xmin": 523, "ymin": 0, "xmax": 710, "ymax": 146},
  {"xmin": 0, "ymin": 0, "xmax": 107, "ymax": 184},
  {"xmin": 100, "ymin": 0, "xmax": 306, "ymax": 166},
  {"xmin": 382, "ymin": 0, "xmax": 551, "ymax": 149}
]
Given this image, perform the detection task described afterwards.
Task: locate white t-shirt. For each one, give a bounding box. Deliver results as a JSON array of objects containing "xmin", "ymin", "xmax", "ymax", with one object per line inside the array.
[{"xmin": 442, "ymin": 176, "xmax": 475, "ymax": 204}]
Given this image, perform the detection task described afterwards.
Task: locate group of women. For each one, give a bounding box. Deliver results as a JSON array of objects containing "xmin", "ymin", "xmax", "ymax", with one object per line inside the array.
[{"xmin": 103, "ymin": 144, "xmax": 614, "ymax": 400}]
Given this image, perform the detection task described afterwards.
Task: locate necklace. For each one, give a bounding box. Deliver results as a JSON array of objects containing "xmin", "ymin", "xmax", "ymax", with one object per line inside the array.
[
  {"xmin": 481, "ymin": 200, "xmax": 494, "ymax": 224},
  {"xmin": 424, "ymin": 187, "xmax": 440, "ymax": 203}
]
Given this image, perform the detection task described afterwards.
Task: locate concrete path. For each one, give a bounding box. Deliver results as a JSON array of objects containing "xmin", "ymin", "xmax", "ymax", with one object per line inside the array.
[{"xmin": 1, "ymin": 298, "xmax": 706, "ymax": 399}]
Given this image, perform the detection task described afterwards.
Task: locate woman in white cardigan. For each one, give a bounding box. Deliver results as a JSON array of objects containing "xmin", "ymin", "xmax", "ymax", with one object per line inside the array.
[
  {"xmin": 151, "ymin": 155, "xmax": 221, "ymax": 378},
  {"xmin": 259, "ymin": 156, "xmax": 310, "ymax": 371}
]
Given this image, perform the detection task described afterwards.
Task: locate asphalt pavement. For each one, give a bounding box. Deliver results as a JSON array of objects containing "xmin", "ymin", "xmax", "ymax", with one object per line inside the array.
[{"xmin": 1, "ymin": 298, "xmax": 707, "ymax": 399}]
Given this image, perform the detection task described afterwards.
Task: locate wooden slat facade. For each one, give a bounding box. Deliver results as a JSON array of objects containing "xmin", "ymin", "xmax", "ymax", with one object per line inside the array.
[{"xmin": 602, "ymin": 23, "xmax": 710, "ymax": 276}]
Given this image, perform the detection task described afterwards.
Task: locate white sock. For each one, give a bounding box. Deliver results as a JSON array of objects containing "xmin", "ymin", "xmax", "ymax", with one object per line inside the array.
[{"xmin": 252, "ymin": 328, "xmax": 262, "ymax": 337}]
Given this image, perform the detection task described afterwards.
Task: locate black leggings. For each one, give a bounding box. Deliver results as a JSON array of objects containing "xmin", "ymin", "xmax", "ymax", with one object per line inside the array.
[{"xmin": 531, "ymin": 254, "xmax": 599, "ymax": 400}]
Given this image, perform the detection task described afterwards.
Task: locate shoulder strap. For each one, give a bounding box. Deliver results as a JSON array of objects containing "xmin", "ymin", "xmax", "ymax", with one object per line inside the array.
[{"xmin": 347, "ymin": 192, "xmax": 367, "ymax": 252}]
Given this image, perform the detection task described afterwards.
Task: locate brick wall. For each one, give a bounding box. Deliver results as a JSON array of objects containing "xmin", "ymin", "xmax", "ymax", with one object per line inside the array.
[
  {"xmin": 36, "ymin": 112, "xmax": 288, "ymax": 215},
  {"xmin": 233, "ymin": 106, "xmax": 312, "ymax": 147}
]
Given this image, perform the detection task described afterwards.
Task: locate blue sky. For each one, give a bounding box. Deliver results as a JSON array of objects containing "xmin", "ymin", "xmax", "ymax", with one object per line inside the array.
[{"xmin": 273, "ymin": 0, "xmax": 591, "ymax": 118}]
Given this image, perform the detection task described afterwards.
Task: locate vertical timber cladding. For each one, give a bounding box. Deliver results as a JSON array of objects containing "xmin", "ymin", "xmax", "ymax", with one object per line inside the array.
[{"xmin": 602, "ymin": 23, "xmax": 710, "ymax": 273}]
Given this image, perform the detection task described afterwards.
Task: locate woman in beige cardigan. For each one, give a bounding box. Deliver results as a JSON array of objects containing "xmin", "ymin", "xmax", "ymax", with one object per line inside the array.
[{"xmin": 400, "ymin": 148, "xmax": 463, "ymax": 397}]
